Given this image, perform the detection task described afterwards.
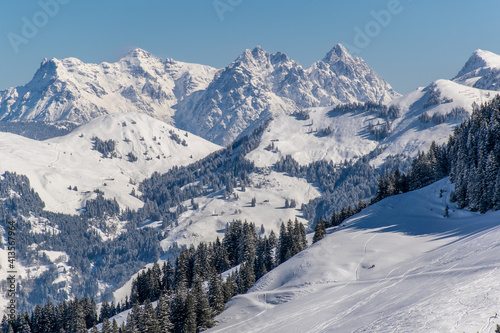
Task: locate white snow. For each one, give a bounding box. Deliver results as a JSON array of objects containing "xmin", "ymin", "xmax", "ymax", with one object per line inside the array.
[
  {"xmin": 210, "ymin": 179, "xmax": 500, "ymax": 333},
  {"xmin": 454, "ymin": 49, "xmax": 500, "ymax": 87},
  {"xmin": 247, "ymin": 107, "xmax": 381, "ymax": 167},
  {"xmin": 160, "ymin": 171, "xmax": 321, "ymax": 251},
  {"xmin": 372, "ymin": 79, "xmax": 498, "ymax": 166},
  {"xmin": 0, "ymin": 49, "xmax": 217, "ymax": 125},
  {"xmin": 0, "ymin": 112, "xmax": 221, "ymax": 214}
]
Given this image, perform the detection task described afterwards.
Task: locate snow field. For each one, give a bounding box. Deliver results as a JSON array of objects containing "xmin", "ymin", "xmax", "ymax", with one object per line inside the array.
[{"xmin": 210, "ymin": 179, "xmax": 500, "ymax": 332}]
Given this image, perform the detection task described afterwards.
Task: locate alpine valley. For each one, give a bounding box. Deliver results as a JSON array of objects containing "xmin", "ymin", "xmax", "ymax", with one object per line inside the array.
[{"xmin": 1, "ymin": 45, "xmax": 500, "ymax": 333}]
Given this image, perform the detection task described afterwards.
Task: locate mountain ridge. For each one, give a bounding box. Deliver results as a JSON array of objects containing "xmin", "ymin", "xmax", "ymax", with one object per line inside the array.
[{"xmin": 0, "ymin": 44, "xmax": 400, "ymax": 145}]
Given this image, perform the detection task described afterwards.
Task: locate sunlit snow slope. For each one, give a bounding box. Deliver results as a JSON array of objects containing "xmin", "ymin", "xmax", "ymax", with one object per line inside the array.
[
  {"xmin": 210, "ymin": 179, "xmax": 500, "ymax": 333},
  {"xmin": 0, "ymin": 113, "xmax": 221, "ymax": 214}
]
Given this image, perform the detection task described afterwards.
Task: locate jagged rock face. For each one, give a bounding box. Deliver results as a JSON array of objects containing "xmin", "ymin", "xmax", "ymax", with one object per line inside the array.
[
  {"xmin": 0, "ymin": 44, "xmax": 400, "ymax": 145},
  {"xmin": 308, "ymin": 44, "xmax": 399, "ymax": 106},
  {"xmin": 174, "ymin": 44, "xmax": 400, "ymax": 145}
]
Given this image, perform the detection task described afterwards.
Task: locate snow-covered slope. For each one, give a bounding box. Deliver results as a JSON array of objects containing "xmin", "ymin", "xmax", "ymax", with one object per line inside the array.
[
  {"xmin": 210, "ymin": 179, "xmax": 500, "ymax": 333},
  {"xmin": 0, "ymin": 113, "xmax": 221, "ymax": 214},
  {"xmin": 372, "ymin": 79, "xmax": 498, "ymax": 165},
  {"xmin": 247, "ymin": 107, "xmax": 382, "ymax": 167},
  {"xmin": 453, "ymin": 49, "xmax": 500, "ymax": 91},
  {"xmin": 160, "ymin": 171, "xmax": 321, "ymax": 251},
  {"xmin": 247, "ymin": 79, "xmax": 498, "ymax": 169},
  {"xmin": 0, "ymin": 48, "xmax": 216, "ymax": 124},
  {"xmin": 175, "ymin": 44, "xmax": 400, "ymax": 145}
]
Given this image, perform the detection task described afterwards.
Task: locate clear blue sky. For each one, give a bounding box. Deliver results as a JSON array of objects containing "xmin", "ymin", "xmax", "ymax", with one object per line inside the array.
[{"xmin": 1, "ymin": 0, "xmax": 499, "ymax": 94}]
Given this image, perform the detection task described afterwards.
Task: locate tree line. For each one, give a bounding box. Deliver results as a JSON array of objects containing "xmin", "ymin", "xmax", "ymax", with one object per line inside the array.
[
  {"xmin": 371, "ymin": 95, "xmax": 500, "ymax": 214},
  {"xmin": 2, "ymin": 218, "xmax": 308, "ymax": 332}
]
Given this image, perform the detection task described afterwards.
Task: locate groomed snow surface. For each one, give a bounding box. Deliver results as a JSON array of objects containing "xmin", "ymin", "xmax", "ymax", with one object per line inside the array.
[{"xmin": 210, "ymin": 179, "xmax": 500, "ymax": 333}]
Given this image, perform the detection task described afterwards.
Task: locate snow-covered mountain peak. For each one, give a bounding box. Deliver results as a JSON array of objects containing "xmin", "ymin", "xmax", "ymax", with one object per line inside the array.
[
  {"xmin": 234, "ymin": 46, "xmax": 274, "ymax": 69},
  {"xmin": 318, "ymin": 43, "xmax": 375, "ymax": 78},
  {"xmin": 1, "ymin": 45, "xmax": 401, "ymax": 145},
  {"xmin": 124, "ymin": 47, "xmax": 154, "ymax": 58},
  {"xmin": 453, "ymin": 49, "xmax": 500, "ymax": 90},
  {"xmin": 322, "ymin": 43, "xmax": 352, "ymax": 64},
  {"xmin": 455, "ymin": 49, "xmax": 500, "ymax": 78},
  {"xmin": 119, "ymin": 48, "xmax": 165, "ymax": 74},
  {"xmin": 306, "ymin": 44, "xmax": 401, "ymax": 105}
]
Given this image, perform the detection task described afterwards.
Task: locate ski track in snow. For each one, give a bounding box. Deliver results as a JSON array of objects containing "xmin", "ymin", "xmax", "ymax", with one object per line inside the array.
[{"xmin": 210, "ymin": 179, "xmax": 500, "ymax": 333}]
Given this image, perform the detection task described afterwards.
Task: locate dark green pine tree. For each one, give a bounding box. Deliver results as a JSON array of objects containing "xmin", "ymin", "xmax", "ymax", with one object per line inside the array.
[
  {"xmin": 170, "ymin": 286, "xmax": 187, "ymax": 333},
  {"xmin": 18, "ymin": 314, "xmax": 31, "ymax": 333},
  {"xmin": 208, "ymin": 270, "xmax": 225, "ymax": 314},
  {"xmin": 268, "ymin": 230, "xmax": 277, "ymax": 249},
  {"xmin": 174, "ymin": 252, "xmax": 189, "ymax": 290},
  {"xmin": 83, "ymin": 297, "xmax": 98, "ymax": 329},
  {"xmin": 193, "ymin": 277, "xmax": 213, "ymax": 331},
  {"xmin": 40, "ymin": 301, "xmax": 56, "ymax": 333},
  {"xmin": 1, "ymin": 314, "xmax": 10, "ymax": 333},
  {"xmin": 313, "ymin": 220, "xmax": 327, "ymax": 244},
  {"xmin": 277, "ymin": 222, "xmax": 289, "ymax": 265},
  {"xmin": 184, "ymin": 293, "xmax": 197, "ymax": 333},
  {"xmin": 254, "ymin": 239, "xmax": 267, "ymax": 281},
  {"xmin": 101, "ymin": 318, "xmax": 112, "ymax": 333},
  {"xmin": 112, "ymin": 319, "xmax": 119, "ymax": 333},
  {"xmin": 143, "ymin": 299, "xmax": 161, "ymax": 333},
  {"xmin": 162, "ymin": 260, "xmax": 175, "ymax": 292},
  {"xmin": 149, "ymin": 261, "xmax": 162, "ymax": 301},
  {"xmin": 156, "ymin": 294, "xmax": 174, "ymax": 333},
  {"xmin": 493, "ymin": 173, "xmax": 500, "ymax": 210},
  {"xmin": 111, "ymin": 319, "xmax": 120, "ymax": 333},
  {"xmin": 125, "ymin": 312, "xmax": 138, "ymax": 333},
  {"xmin": 223, "ymin": 272, "xmax": 237, "ymax": 303},
  {"xmin": 100, "ymin": 299, "xmax": 111, "ymax": 322},
  {"xmin": 69, "ymin": 300, "xmax": 87, "ymax": 333},
  {"xmin": 239, "ymin": 261, "xmax": 256, "ymax": 293},
  {"xmin": 131, "ymin": 302, "xmax": 143, "ymax": 333},
  {"xmin": 213, "ymin": 237, "xmax": 231, "ymax": 273}
]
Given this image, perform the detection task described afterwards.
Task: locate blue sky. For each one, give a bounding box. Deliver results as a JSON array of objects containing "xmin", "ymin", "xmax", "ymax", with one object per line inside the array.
[{"xmin": 1, "ymin": 0, "xmax": 500, "ymax": 93}]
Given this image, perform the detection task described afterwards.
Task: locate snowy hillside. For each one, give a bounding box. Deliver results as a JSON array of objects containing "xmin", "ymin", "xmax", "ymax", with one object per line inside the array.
[
  {"xmin": 247, "ymin": 107, "xmax": 381, "ymax": 167},
  {"xmin": 0, "ymin": 48, "xmax": 216, "ymax": 124},
  {"xmin": 0, "ymin": 113, "xmax": 221, "ymax": 214},
  {"xmin": 160, "ymin": 171, "xmax": 321, "ymax": 251},
  {"xmin": 247, "ymin": 79, "xmax": 498, "ymax": 169},
  {"xmin": 210, "ymin": 178, "xmax": 500, "ymax": 333},
  {"xmin": 372, "ymin": 78, "xmax": 498, "ymax": 165},
  {"xmin": 175, "ymin": 44, "xmax": 400, "ymax": 145}
]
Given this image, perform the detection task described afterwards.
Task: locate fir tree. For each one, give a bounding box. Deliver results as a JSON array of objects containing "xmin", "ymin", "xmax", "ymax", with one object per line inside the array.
[
  {"xmin": 184, "ymin": 293, "xmax": 197, "ymax": 333},
  {"xmin": 143, "ymin": 300, "xmax": 161, "ymax": 333},
  {"xmin": 313, "ymin": 220, "xmax": 327, "ymax": 243},
  {"xmin": 156, "ymin": 294, "xmax": 174, "ymax": 333},
  {"xmin": 102, "ymin": 318, "xmax": 112, "ymax": 333},
  {"xmin": 208, "ymin": 270, "xmax": 225, "ymax": 314},
  {"xmin": 193, "ymin": 277, "xmax": 213, "ymax": 331}
]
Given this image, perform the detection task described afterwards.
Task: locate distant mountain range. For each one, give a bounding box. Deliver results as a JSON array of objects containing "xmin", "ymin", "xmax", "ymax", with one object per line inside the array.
[{"xmin": 0, "ymin": 44, "xmax": 399, "ymax": 145}]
